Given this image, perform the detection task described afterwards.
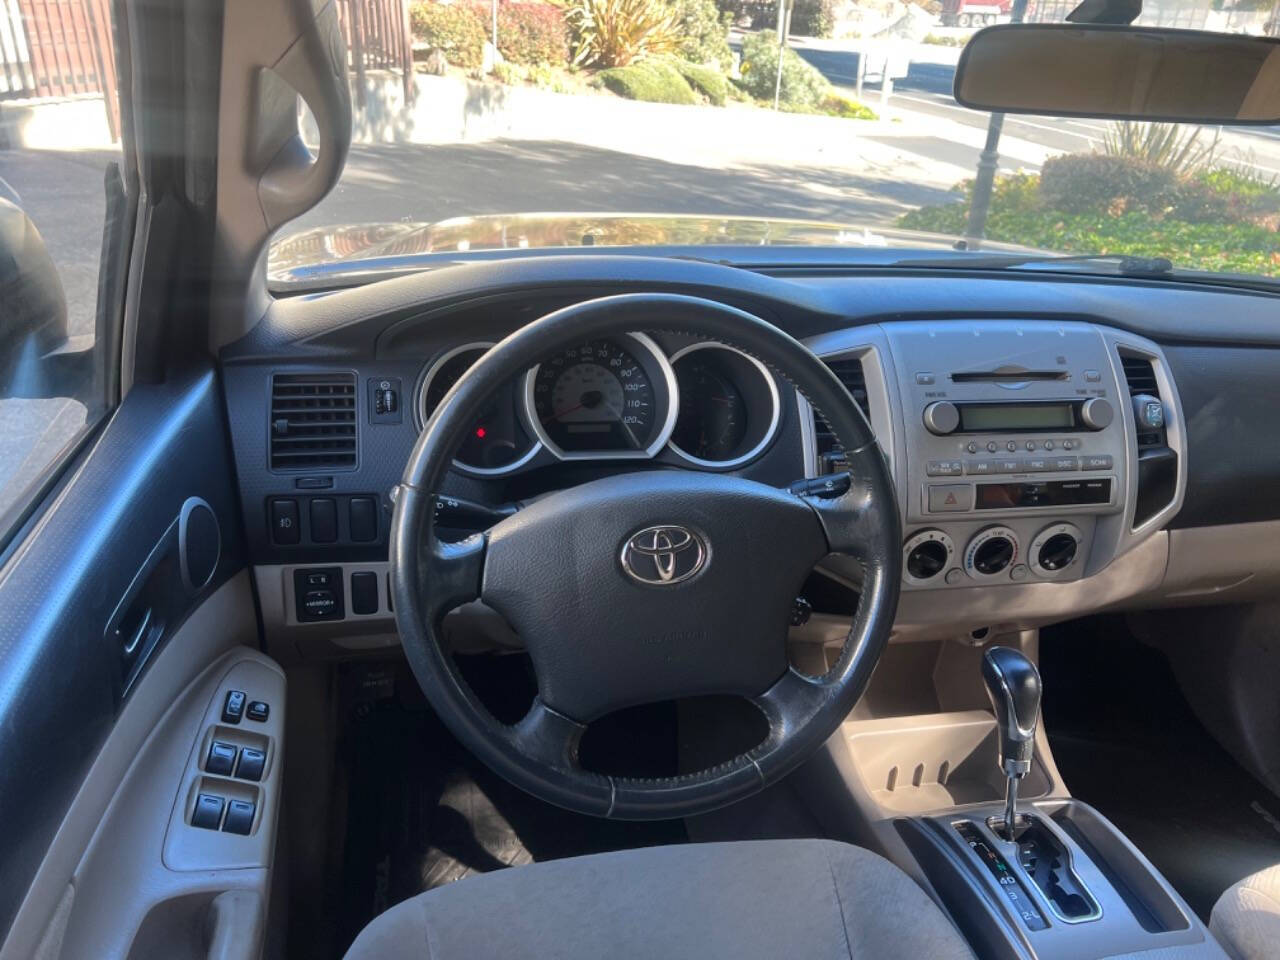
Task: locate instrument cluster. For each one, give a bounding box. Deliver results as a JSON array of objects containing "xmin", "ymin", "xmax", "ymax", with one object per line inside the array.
[{"xmin": 415, "ymin": 333, "xmax": 782, "ymax": 476}]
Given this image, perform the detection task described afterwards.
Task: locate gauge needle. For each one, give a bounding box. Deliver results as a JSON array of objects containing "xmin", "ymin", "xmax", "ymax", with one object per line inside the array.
[{"xmin": 544, "ymin": 390, "xmax": 604, "ymax": 422}]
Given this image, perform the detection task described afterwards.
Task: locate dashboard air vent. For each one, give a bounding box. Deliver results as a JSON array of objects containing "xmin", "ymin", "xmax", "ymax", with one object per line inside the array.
[
  {"xmin": 270, "ymin": 373, "xmax": 357, "ymax": 470},
  {"xmin": 815, "ymin": 355, "xmax": 871, "ymax": 466},
  {"xmin": 1120, "ymin": 355, "xmax": 1163, "ymax": 449}
]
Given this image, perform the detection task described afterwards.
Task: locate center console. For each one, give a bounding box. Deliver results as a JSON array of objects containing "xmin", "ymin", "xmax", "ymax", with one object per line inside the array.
[{"xmin": 808, "ymin": 633, "xmax": 1227, "ymax": 960}]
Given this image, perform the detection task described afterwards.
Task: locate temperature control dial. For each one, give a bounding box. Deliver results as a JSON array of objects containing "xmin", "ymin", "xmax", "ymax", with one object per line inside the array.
[
  {"xmin": 903, "ymin": 529, "xmax": 956, "ymax": 586},
  {"xmin": 964, "ymin": 526, "xmax": 1020, "ymax": 581},
  {"xmin": 1029, "ymin": 522, "xmax": 1083, "ymax": 579}
]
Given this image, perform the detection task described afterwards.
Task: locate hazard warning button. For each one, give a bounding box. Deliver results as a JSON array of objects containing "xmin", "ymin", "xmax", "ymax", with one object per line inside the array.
[{"xmin": 927, "ymin": 484, "xmax": 973, "ymax": 512}]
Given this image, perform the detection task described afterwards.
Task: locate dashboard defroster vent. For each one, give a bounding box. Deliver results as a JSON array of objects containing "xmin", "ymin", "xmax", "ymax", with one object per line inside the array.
[
  {"xmin": 270, "ymin": 373, "xmax": 357, "ymax": 471},
  {"xmin": 815, "ymin": 355, "xmax": 871, "ymax": 467}
]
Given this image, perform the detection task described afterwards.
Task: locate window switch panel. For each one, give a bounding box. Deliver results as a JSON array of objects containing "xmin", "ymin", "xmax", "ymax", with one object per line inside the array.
[
  {"xmin": 236, "ymin": 747, "xmax": 266, "ymax": 782},
  {"xmin": 206, "ymin": 741, "xmax": 237, "ymax": 776},
  {"xmin": 192, "ymin": 793, "xmax": 225, "ymax": 830}
]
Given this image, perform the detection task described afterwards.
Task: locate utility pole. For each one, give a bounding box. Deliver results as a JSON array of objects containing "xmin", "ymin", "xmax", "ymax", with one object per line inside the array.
[
  {"xmin": 964, "ymin": 0, "xmax": 1029, "ymax": 248},
  {"xmin": 773, "ymin": 0, "xmax": 788, "ymax": 110}
]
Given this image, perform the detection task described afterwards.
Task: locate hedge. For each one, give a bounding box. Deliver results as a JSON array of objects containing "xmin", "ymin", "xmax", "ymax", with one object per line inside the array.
[
  {"xmin": 596, "ymin": 59, "xmax": 698, "ymax": 104},
  {"xmin": 409, "ymin": 1, "xmax": 569, "ymax": 70}
]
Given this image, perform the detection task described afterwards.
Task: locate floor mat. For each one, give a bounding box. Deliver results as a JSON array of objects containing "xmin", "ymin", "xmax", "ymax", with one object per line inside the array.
[
  {"xmin": 1041, "ymin": 615, "xmax": 1280, "ymax": 922},
  {"xmin": 329, "ymin": 658, "xmax": 688, "ymax": 958}
]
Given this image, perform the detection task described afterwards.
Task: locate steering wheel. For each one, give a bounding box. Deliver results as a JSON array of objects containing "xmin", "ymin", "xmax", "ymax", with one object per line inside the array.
[{"xmin": 390, "ymin": 293, "xmax": 901, "ymax": 820}]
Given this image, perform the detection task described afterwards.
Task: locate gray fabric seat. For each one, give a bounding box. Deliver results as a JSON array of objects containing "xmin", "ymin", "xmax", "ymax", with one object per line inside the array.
[
  {"xmin": 1210, "ymin": 864, "xmax": 1280, "ymax": 960},
  {"xmin": 344, "ymin": 838, "xmax": 975, "ymax": 959}
]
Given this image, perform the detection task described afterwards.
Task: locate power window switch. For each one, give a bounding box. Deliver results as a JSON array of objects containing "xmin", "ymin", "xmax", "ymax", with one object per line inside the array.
[
  {"xmin": 222, "ymin": 799, "xmax": 255, "ymax": 835},
  {"xmin": 206, "ymin": 741, "xmax": 237, "ymax": 776},
  {"xmin": 247, "ymin": 700, "xmax": 269, "ymax": 722},
  {"xmin": 192, "ymin": 793, "xmax": 225, "ymax": 830},
  {"xmin": 236, "ymin": 747, "xmax": 266, "ymax": 782},
  {"xmin": 222, "ymin": 690, "xmax": 246, "ymax": 723}
]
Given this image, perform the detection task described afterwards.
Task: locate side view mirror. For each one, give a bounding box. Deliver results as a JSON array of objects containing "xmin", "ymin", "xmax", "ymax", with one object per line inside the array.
[
  {"xmin": 0, "ymin": 195, "xmax": 73, "ymax": 398},
  {"xmin": 954, "ymin": 24, "xmax": 1280, "ymax": 124}
]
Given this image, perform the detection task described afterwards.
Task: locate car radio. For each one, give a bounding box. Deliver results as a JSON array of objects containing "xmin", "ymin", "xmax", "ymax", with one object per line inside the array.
[{"xmin": 876, "ymin": 320, "xmax": 1136, "ymax": 589}]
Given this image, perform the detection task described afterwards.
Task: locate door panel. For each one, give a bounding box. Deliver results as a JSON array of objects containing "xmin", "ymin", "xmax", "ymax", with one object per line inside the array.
[{"xmin": 0, "ymin": 364, "xmax": 245, "ymax": 945}]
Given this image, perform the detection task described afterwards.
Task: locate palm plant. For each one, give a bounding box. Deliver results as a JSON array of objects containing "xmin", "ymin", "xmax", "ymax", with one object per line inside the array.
[
  {"xmin": 1102, "ymin": 122, "xmax": 1221, "ymax": 174},
  {"xmin": 566, "ymin": 0, "xmax": 682, "ymax": 68}
]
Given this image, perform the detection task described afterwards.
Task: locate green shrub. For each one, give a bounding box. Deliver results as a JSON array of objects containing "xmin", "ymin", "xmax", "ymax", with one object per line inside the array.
[
  {"xmin": 497, "ymin": 2, "xmax": 570, "ymax": 66},
  {"xmin": 819, "ymin": 92, "xmax": 876, "ymax": 120},
  {"xmin": 671, "ymin": 58, "xmax": 727, "ymax": 104},
  {"xmin": 596, "ymin": 58, "xmax": 697, "ymax": 103},
  {"xmin": 1039, "ymin": 154, "xmax": 1181, "ymax": 216},
  {"xmin": 737, "ymin": 30, "xmax": 829, "ymax": 108},
  {"xmin": 674, "ymin": 0, "xmax": 732, "ymax": 68},
  {"xmin": 568, "ymin": 0, "xmax": 682, "ymax": 67},
  {"xmin": 410, "ymin": 1, "xmax": 487, "ymax": 69}
]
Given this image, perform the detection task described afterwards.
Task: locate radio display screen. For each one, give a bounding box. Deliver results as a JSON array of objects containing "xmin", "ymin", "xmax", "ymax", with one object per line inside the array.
[{"xmin": 959, "ymin": 403, "xmax": 1075, "ymax": 432}]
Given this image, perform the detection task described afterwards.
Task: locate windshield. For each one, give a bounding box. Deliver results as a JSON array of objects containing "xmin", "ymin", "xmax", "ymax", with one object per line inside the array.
[{"xmin": 269, "ymin": 0, "xmax": 1280, "ymax": 286}]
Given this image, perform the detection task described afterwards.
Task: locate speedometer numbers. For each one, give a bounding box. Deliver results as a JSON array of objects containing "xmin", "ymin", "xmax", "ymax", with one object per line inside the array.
[{"xmin": 531, "ymin": 339, "xmax": 659, "ymax": 453}]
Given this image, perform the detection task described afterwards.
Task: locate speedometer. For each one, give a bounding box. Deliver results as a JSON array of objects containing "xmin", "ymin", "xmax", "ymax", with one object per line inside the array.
[{"xmin": 528, "ymin": 336, "xmax": 672, "ymax": 456}]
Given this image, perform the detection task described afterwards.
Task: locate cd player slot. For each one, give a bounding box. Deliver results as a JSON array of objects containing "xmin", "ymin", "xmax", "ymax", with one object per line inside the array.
[{"xmin": 950, "ymin": 371, "xmax": 1070, "ymax": 383}]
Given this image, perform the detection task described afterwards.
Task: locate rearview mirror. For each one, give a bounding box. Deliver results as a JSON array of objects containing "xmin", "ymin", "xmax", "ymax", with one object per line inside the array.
[{"xmin": 954, "ymin": 24, "xmax": 1280, "ymax": 125}]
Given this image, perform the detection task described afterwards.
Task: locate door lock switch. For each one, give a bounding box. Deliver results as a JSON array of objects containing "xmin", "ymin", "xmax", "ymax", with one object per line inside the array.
[
  {"xmin": 206, "ymin": 740, "xmax": 237, "ymax": 776},
  {"xmin": 236, "ymin": 746, "xmax": 266, "ymax": 782},
  {"xmin": 247, "ymin": 700, "xmax": 269, "ymax": 722}
]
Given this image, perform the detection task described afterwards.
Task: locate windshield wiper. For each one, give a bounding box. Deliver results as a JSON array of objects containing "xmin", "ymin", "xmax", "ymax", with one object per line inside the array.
[{"xmin": 893, "ymin": 252, "xmax": 1175, "ymax": 276}]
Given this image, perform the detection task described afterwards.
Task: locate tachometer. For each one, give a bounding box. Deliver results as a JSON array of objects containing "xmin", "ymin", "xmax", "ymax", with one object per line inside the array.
[
  {"xmin": 528, "ymin": 336, "xmax": 672, "ymax": 456},
  {"xmin": 418, "ymin": 343, "xmax": 538, "ymax": 474}
]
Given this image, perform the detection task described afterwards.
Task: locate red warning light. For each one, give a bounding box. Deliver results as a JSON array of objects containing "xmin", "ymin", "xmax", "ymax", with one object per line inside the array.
[{"xmin": 475, "ymin": 427, "xmax": 487, "ymax": 438}]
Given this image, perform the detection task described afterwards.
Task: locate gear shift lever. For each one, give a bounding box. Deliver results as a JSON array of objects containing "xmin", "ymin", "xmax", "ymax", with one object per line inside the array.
[{"xmin": 981, "ymin": 646, "xmax": 1042, "ymax": 840}]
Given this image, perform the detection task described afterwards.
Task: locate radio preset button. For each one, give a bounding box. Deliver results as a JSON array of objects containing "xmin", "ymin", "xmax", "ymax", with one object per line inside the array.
[
  {"xmin": 1082, "ymin": 455, "xmax": 1114, "ymax": 470},
  {"xmin": 926, "ymin": 460, "xmax": 964, "ymax": 477},
  {"xmin": 1062, "ymin": 439, "xmax": 1077, "ymax": 450},
  {"xmin": 1044, "ymin": 439, "xmax": 1055, "ymax": 451},
  {"xmin": 1006, "ymin": 440, "xmax": 1018, "ymax": 452},
  {"xmin": 927, "ymin": 484, "xmax": 973, "ymax": 512},
  {"xmin": 966, "ymin": 441, "xmax": 978, "ymax": 454},
  {"xmin": 987, "ymin": 441, "xmax": 998, "ymax": 453},
  {"xmin": 1025, "ymin": 440, "xmax": 1037, "ymax": 451}
]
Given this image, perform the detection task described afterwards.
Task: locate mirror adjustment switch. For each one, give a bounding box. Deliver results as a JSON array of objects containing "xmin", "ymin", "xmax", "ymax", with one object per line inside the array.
[
  {"xmin": 247, "ymin": 700, "xmax": 269, "ymax": 722},
  {"xmin": 222, "ymin": 799, "xmax": 255, "ymax": 835},
  {"xmin": 237, "ymin": 747, "xmax": 266, "ymax": 782},
  {"xmin": 222, "ymin": 690, "xmax": 246, "ymax": 723},
  {"xmin": 192, "ymin": 794, "xmax": 225, "ymax": 830},
  {"xmin": 206, "ymin": 741, "xmax": 237, "ymax": 776}
]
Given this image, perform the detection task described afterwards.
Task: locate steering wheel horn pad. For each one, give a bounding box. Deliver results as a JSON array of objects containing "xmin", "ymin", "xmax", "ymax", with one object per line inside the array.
[
  {"xmin": 391, "ymin": 293, "xmax": 901, "ymax": 820},
  {"xmin": 483, "ymin": 470, "xmax": 828, "ymax": 722}
]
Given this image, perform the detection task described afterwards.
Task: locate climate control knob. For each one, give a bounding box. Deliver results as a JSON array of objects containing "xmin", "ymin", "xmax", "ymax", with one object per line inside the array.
[
  {"xmin": 922, "ymin": 401, "xmax": 960, "ymax": 435},
  {"xmin": 1029, "ymin": 522, "xmax": 1083, "ymax": 579},
  {"xmin": 903, "ymin": 529, "xmax": 956, "ymax": 585},
  {"xmin": 964, "ymin": 526, "xmax": 1020, "ymax": 581}
]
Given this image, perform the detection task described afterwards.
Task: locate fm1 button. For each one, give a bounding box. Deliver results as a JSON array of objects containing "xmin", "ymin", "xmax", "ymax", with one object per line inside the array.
[{"xmin": 928, "ymin": 484, "xmax": 973, "ymax": 512}]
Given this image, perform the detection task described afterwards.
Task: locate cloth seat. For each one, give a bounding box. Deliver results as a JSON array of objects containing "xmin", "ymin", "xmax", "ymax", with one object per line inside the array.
[
  {"xmin": 1210, "ymin": 864, "xmax": 1280, "ymax": 960},
  {"xmin": 344, "ymin": 838, "xmax": 975, "ymax": 960}
]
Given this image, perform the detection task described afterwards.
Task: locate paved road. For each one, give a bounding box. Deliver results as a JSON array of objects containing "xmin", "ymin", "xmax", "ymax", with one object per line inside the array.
[{"xmin": 791, "ymin": 39, "xmax": 1280, "ymax": 179}]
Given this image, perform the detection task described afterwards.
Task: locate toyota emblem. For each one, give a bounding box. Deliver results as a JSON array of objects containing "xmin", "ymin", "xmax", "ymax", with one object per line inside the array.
[{"xmin": 620, "ymin": 525, "xmax": 708, "ymax": 586}]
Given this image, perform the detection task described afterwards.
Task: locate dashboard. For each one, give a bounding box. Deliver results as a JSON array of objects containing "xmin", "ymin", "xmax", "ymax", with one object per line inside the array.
[{"xmin": 218, "ymin": 254, "xmax": 1280, "ymax": 651}]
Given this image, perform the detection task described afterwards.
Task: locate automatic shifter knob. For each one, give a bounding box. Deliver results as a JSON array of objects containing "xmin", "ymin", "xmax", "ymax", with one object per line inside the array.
[{"xmin": 981, "ymin": 646, "xmax": 1042, "ymax": 838}]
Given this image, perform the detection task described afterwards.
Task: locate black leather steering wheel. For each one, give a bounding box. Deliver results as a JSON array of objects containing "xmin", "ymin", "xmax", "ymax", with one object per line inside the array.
[{"xmin": 390, "ymin": 293, "xmax": 901, "ymax": 819}]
